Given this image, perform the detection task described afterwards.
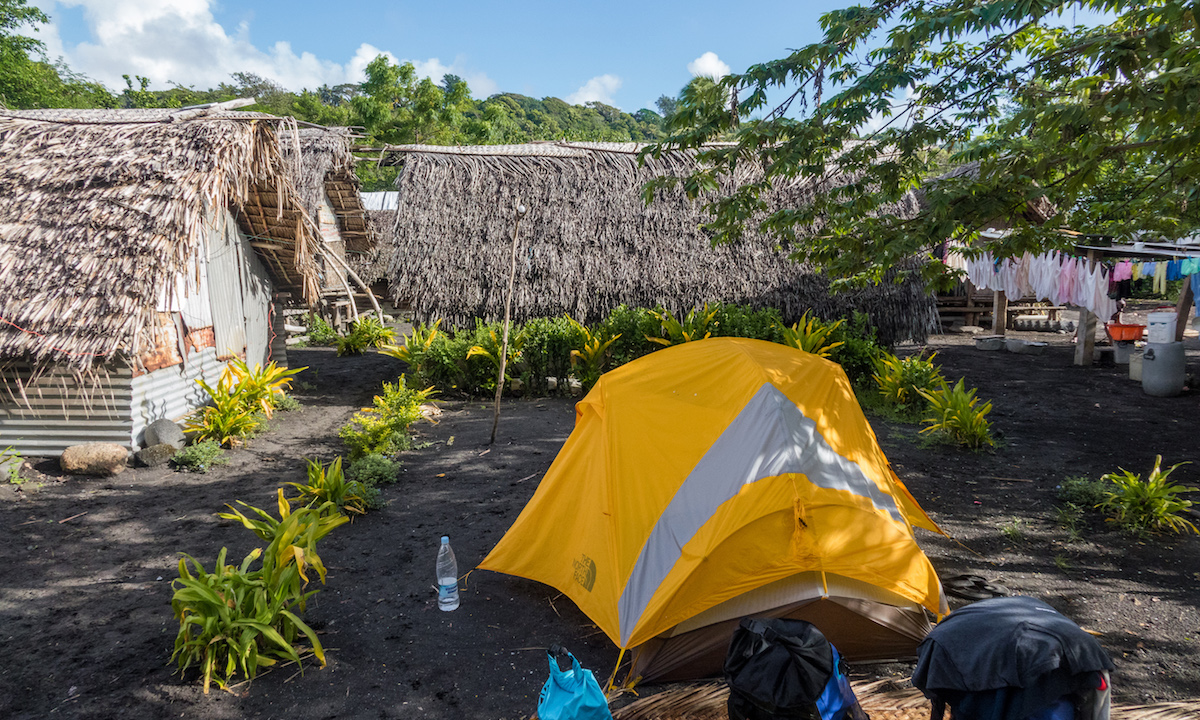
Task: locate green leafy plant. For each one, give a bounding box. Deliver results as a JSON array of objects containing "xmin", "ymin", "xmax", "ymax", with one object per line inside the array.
[
  {"xmin": 1053, "ymin": 554, "xmax": 1073, "ymax": 572},
  {"xmin": 918, "ymin": 378, "xmax": 995, "ymax": 450},
  {"xmin": 645, "ymin": 304, "xmax": 718, "ymax": 346},
  {"xmin": 171, "ymin": 546, "xmax": 324, "ymax": 694},
  {"xmin": 379, "ymin": 319, "xmax": 443, "ymax": 382},
  {"xmin": 185, "ymin": 374, "xmax": 263, "ymax": 447},
  {"xmin": 273, "ymin": 393, "xmax": 301, "ymax": 412},
  {"xmin": 825, "ymin": 312, "xmax": 885, "ymax": 386},
  {"xmin": 708, "ymin": 304, "xmax": 785, "ymax": 343},
  {"xmin": 307, "ymin": 315, "xmax": 339, "ymax": 346},
  {"xmin": 347, "ymin": 453, "xmax": 400, "ymax": 486},
  {"xmin": 777, "ymin": 311, "xmax": 845, "ymax": 358},
  {"xmin": 170, "ymin": 440, "xmax": 229, "ymax": 473},
  {"xmin": 565, "ymin": 314, "xmax": 620, "ymax": 391},
  {"xmin": 873, "ymin": 351, "xmax": 946, "ymax": 417},
  {"xmin": 1055, "ymin": 503, "xmax": 1086, "ymax": 543},
  {"xmin": 1099, "ymin": 456, "xmax": 1197, "ymax": 536},
  {"xmin": 2, "ymin": 445, "xmax": 23, "ymax": 484},
  {"xmin": 336, "ymin": 316, "xmax": 395, "ymax": 356},
  {"xmin": 517, "ymin": 316, "xmax": 580, "ymax": 396},
  {"xmin": 339, "ymin": 375, "xmax": 435, "ymax": 459},
  {"xmin": 287, "ymin": 457, "xmax": 370, "ymax": 517},
  {"xmin": 465, "ymin": 324, "xmax": 526, "ymax": 391},
  {"xmin": 598, "ymin": 304, "xmax": 662, "ymax": 366},
  {"xmin": 225, "ymin": 358, "xmax": 306, "ymax": 419},
  {"xmin": 1057, "ymin": 476, "xmax": 1109, "ymax": 508},
  {"xmin": 1000, "ymin": 517, "xmax": 1027, "ymax": 543}
]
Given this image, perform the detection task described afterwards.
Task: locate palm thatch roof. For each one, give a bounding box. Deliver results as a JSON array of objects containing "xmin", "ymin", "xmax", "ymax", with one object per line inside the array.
[
  {"xmin": 346, "ymin": 208, "xmax": 395, "ymax": 285},
  {"xmin": 0, "ymin": 107, "xmax": 322, "ymax": 373},
  {"xmin": 290, "ymin": 127, "xmax": 374, "ymax": 254},
  {"xmin": 380, "ymin": 141, "xmax": 936, "ymax": 345}
]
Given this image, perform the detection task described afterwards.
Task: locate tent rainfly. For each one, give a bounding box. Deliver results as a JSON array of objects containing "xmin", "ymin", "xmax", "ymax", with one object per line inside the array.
[
  {"xmin": 0, "ymin": 107, "xmax": 322, "ymax": 456},
  {"xmin": 380, "ymin": 142, "xmax": 938, "ymax": 345},
  {"xmin": 480, "ymin": 337, "xmax": 947, "ymax": 683}
]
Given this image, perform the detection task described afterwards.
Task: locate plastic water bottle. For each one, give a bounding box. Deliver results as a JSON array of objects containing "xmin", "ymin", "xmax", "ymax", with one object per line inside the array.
[{"xmin": 436, "ymin": 536, "xmax": 459, "ymax": 611}]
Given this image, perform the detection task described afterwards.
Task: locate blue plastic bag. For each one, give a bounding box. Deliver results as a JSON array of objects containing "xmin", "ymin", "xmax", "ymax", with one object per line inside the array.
[{"xmin": 537, "ymin": 649, "xmax": 612, "ymax": 720}]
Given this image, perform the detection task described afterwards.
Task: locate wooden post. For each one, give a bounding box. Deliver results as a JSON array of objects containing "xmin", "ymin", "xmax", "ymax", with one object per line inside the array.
[
  {"xmin": 1074, "ymin": 249, "xmax": 1099, "ymax": 366},
  {"xmin": 992, "ymin": 290, "xmax": 1008, "ymax": 335},
  {"xmin": 1174, "ymin": 278, "xmax": 1194, "ymax": 342},
  {"xmin": 490, "ymin": 204, "xmax": 527, "ymax": 445}
]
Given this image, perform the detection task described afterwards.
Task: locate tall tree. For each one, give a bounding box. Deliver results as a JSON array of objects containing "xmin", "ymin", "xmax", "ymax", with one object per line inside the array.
[
  {"xmin": 645, "ymin": 0, "xmax": 1200, "ymax": 286},
  {"xmin": 0, "ymin": 0, "xmax": 114, "ymax": 108}
]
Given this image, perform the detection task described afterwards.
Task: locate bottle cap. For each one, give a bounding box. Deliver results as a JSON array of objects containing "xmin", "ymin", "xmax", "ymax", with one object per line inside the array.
[{"xmin": 441, "ymin": 536, "xmax": 449, "ymax": 544}]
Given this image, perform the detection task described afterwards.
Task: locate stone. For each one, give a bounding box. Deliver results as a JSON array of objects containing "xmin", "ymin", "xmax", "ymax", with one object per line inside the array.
[
  {"xmin": 136, "ymin": 443, "xmax": 177, "ymax": 467},
  {"xmin": 144, "ymin": 418, "xmax": 186, "ymax": 450},
  {"xmin": 60, "ymin": 443, "xmax": 128, "ymax": 476}
]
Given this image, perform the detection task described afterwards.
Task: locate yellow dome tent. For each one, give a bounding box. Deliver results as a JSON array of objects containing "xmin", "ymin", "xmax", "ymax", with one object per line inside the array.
[{"xmin": 479, "ymin": 337, "xmax": 946, "ymax": 682}]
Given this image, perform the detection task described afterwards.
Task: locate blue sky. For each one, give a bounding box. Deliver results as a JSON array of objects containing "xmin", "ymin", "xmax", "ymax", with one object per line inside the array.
[{"xmin": 29, "ymin": 0, "xmax": 850, "ymax": 111}]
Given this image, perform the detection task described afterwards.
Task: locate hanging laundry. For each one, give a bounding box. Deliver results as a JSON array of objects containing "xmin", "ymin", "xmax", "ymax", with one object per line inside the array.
[{"xmin": 1154, "ymin": 262, "xmax": 1169, "ymax": 295}]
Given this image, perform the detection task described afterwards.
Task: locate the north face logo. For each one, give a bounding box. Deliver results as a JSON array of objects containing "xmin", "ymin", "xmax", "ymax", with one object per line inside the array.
[{"xmin": 573, "ymin": 554, "xmax": 597, "ymax": 592}]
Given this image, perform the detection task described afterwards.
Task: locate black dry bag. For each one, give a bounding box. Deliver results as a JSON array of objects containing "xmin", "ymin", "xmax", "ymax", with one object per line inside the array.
[{"xmin": 723, "ymin": 618, "xmax": 835, "ymax": 720}]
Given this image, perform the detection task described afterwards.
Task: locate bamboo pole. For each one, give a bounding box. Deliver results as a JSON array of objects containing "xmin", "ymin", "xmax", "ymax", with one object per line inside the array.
[{"xmin": 490, "ymin": 204, "xmax": 528, "ymax": 445}]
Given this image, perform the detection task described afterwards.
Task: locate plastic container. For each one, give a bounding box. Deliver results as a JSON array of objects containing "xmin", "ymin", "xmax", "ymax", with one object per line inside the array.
[
  {"xmin": 436, "ymin": 536, "xmax": 460, "ymax": 611},
  {"xmin": 1147, "ymin": 312, "xmax": 1178, "ymax": 344},
  {"xmin": 1105, "ymin": 323, "xmax": 1144, "ymax": 342},
  {"xmin": 1113, "ymin": 341, "xmax": 1136, "ymax": 364},
  {"xmin": 975, "ymin": 336, "xmax": 1004, "ymax": 351},
  {"xmin": 1142, "ymin": 341, "xmax": 1186, "ymax": 397},
  {"xmin": 1129, "ymin": 349, "xmax": 1144, "ymax": 381}
]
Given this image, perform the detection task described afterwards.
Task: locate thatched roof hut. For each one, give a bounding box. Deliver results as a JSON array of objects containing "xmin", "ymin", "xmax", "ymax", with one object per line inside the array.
[
  {"xmin": 350, "ymin": 192, "xmax": 398, "ymax": 285},
  {"xmin": 0, "ymin": 107, "xmax": 322, "ymax": 454},
  {"xmin": 380, "ymin": 142, "xmax": 936, "ymax": 345}
]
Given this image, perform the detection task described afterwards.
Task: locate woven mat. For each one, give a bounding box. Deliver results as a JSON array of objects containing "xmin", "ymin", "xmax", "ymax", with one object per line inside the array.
[{"xmin": 609, "ymin": 679, "xmax": 1200, "ymax": 720}]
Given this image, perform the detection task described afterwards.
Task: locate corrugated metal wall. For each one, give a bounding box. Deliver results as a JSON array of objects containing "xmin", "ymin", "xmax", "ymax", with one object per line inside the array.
[
  {"xmin": 241, "ymin": 244, "xmax": 273, "ymax": 367},
  {"xmin": 208, "ymin": 211, "xmax": 248, "ymax": 358},
  {"xmin": 0, "ymin": 363, "xmax": 133, "ymax": 456},
  {"xmin": 270, "ymin": 300, "xmax": 289, "ymax": 367},
  {"xmin": 129, "ymin": 347, "xmax": 225, "ymax": 448}
]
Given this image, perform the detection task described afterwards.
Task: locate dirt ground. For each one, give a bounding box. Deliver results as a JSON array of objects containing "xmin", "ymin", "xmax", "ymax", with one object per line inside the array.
[{"xmin": 2, "ymin": 317, "xmax": 1199, "ymax": 719}]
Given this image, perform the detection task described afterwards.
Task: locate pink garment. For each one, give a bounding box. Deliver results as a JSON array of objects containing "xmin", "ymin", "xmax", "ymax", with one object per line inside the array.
[
  {"xmin": 1057, "ymin": 255, "xmax": 1076, "ymax": 305},
  {"xmin": 1113, "ymin": 260, "xmax": 1133, "ymax": 282}
]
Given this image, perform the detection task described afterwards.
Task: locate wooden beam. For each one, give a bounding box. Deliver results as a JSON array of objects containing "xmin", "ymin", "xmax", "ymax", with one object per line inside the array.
[
  {"xmin": 992, "ymin": 290, "xmax": 1009, "ymax": 335},
  {"xmin": 1174, "ymin": 278, "xmax": 1194, "ymax": 342}
]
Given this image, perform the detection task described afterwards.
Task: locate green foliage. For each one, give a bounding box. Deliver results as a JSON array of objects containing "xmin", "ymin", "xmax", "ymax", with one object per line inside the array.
[
  {"xmin": 465, "ymin": 322, "xmax": 526, "ymax": 393},
  {"xmin": 777, "ymin": 311, "xmax": 845, "ymax": 358},
  {"xmin": 171, "ymin": 440, "xmax": 229, "ymax": 473},
  {"xmin": 287, "ymin": 457, "xmax": 370, "ymax": 517},
  {"xmin": 307, "ymin": 316, "xmax": 339, "ymax": 346},
  {"xmin": 338, "ymin": 375, "xmax": 434, "ymax": 460},
  {"xmin": 825, "ymin": 313, "xmax": 886, "ymax": 386},
  {"xmin": 564, "ymin": 314, "xmax": 619, "ymax": 391},
  {"xmin": 517, "ymin": 316, "xmax": 580, "ymax": 396},
  {"xmin": 379, "ymin": 319, "xmax": 442, "ymax": 384},
  {"xmin": 336, "ymin": 316, "xmax": 394, "ymax": 356},
  {"xmin": 1057, "ymin": 476, "xmax": 1110, "ymax": 508},
  {"xmin": 347, "ymin": 454, "xmax": 400, "ymax": 486},
  {"xmin": 597, "ymin": 305, "xmax": 663, "ymax": 367},
  {"xmin": 225, "ymin": 358, "xmax": 305, "ymax": 419},
  {"xmin": 645, "ymin": 304, "xmax": 718, "ymax": 347},
  {"xmin": 918, "ymin": 378, "xmax": 995, "ymax": 450},
  {"xmin": 873, "ymin": 351, "xmax": 946, "ymax": 418},
  {"xmin": 175, "ymin": 490, "xmax": 346, "ymax": 693},
  {"xmin": 1055, "ymin": 503, "xmax": 1086, "ymax": 543},
  {"xmin": 643, "ymin": 0, "xmax": 1200, "ymax": 286},
  {"xmin": 1099, "ymin": 456, "xmax": 1197, "ymax": 536},
  {"xmin": 273, "ymin": 393, "xmax": 301, "ymax": 412},
  {"xmin": 708, "ymin": 304, "xmax": 785, "ymax": 343},
  {"xmin": 1000, "ymin": 518, "xmax": 1027, "ymax": 543},
  {"xmin": 2, "ymin": 445, "xmax": 22, "ymax": 484},
  {"xmin": 185, "ymin": 374, "xmax": 263, "ymax": 447}
]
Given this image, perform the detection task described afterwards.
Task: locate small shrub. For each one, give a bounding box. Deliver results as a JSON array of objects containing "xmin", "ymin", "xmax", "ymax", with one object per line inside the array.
[
  {"xmin": 307, "ymin": 315, "xmax": 339, "ymax": 346},
  {"xmin": 1057, "ymin": 476, "xmax": 1109, "ymax": 508},
  {"xmin": 354, "ymin": 481, "xmax": 384, "ymax": 510},
  {"xmin": 874, "ymin": 351, "xmax": 946, "ymax": 418},
  {"xmin": 465, "ymin": 322, "xmax": 526, "ymax": 394},
  {"xmin": 379, "ymin": 319, "xmax": 443, "ymax": 383},
  {"xmin": 336, "ymin": 316, "xmax": 395, "ymax": 356},
  {"xmin": 599, "ymin": 305, "xmax": 662, "ymax": 366},
  {"xmin": 339, "ymin": 375, "xmax": 435, "ymax": 459},
  {"xmin": 287, "ymin": 457, "xmax": 369, "ymax": 517},
  {"xmin": 1055, "ymin": 503, "xmax": 1085, "ymax": 543},
  {"xmin": 185, "ymin": 374, "xmax": 263, "ymax": 446},
  {"xmin": 709, "ymin": 304, "xmax": 785, "ymax": 343},
  {"xmin": 225, "ymin": 358, "xmax": 305, "ymax": 418},
  {"xmin": 273, "ymin": 393, "xmax": 301, "ymax": 412},
  {"xmin": 918, "ymin": 378, "xmax": 995, "ymax": 450},
  {"xmin": 171, "ymin": 440, "xmax": 229, "ymax": 473},
  {"xmin": 777, "ymin": 310, "xmax": 845, "ymax": 358},
  {"xmin": 348, "ymin": 453, "xmax": 401, "ymax": 486},
  {"xmin": 1000, "ymin": 517, "xmax": 1026, "ymax": 542},
  {"xmin": 645, "ymin": 304, "xmax": 718, "ymax": 347},
  {"xmin": 1099, "ymin": 456, "xmax": 1197, "ymax": 536},
  {"xmin": 2, "ymin": 445, "xmax": 23, "ymax": 484},
  {"xmin": 518, "ymin": 316, "xmax": 580, "ymax": 396},
  {"xmin": 825, "ymin": 312, "xmax": 885, "ymax": 386},
  {"xmin": 565, "ymin": 314, "xmax": 619, "ymax": 391}
]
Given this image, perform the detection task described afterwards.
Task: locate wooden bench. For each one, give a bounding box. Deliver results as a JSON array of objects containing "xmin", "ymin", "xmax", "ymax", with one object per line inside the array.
[{"xmin": 1006, "ymin": 305, "xmax": 1065, "ymax": 323}]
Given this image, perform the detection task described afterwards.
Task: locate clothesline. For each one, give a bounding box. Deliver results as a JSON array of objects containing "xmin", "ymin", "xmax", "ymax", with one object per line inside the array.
[{"xmin": 945, "ymin": 249, "xmax": 1200, "ymax": 322}]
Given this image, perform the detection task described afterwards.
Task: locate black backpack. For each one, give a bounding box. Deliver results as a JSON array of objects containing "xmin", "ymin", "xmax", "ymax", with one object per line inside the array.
[{"xmin": 723, "ymin": 618, "xmax": 838, "ymax": 720}]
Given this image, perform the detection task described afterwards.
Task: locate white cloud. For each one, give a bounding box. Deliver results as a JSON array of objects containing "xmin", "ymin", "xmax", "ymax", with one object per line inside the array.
[
  {"xmin": 687, "ymin": 51, "xmax": 730, "ymax": 80},
  {"xmin": 28, "ymin": 0, "xmax": 495, "ymax": 95},
  {"xmin": 566, "ymin": 74, "xmax": 622, "ymax": 106}
]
